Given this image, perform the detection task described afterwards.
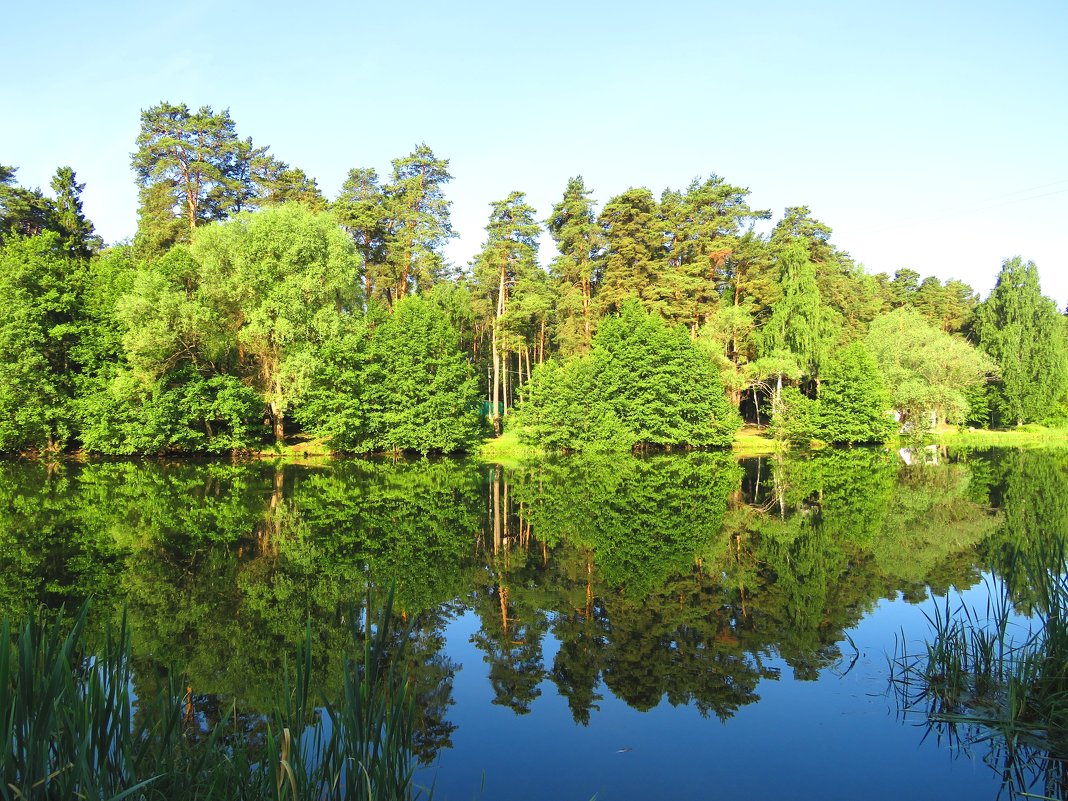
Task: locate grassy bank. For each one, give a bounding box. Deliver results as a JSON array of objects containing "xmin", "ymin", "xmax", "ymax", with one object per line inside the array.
[
  {"xmin": 476, "ymin": 428, "xmax": 544, "ymax": 465},
  {"xmin": 934, "ymin": 423, "xmax": 1068, "ymax": 449},
  {"xmin": 731, "ymin": 426, "xmax": 783, "ymax": 456}
]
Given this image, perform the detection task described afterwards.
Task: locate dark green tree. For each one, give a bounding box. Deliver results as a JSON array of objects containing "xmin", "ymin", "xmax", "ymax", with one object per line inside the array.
[
  {"xmin": 812, "ymin": 341, "xmax": 896, "ymax": 444},
  {"xmin": 49, "ymin": 167, "xmax": 101, "ymax": 258},
  {"xmin": 515, "ymin": 301, "xmax": 740, "ymax": 451},
  {"xmin": 131, "ymin": 102, "xmax": 261, "ymax": 257},
  {"xmin": 334, "ymin": 167, "xmax": 389, "ymax": 303},
  {"xmin": 382, "ymin": 144, "xmax": 454, "ymax": 303},
  {"xmin": 0, "ymin": 234, "xmax": 84, "ymax": 452},
  {"xmin": 0, "ymin": 165, "xmax": 54, "ymax": 241},
  {"xmin": 546, "ymin": 176, "xmax": 601, "ymax": 352},
  {"xmin": 595, "ymin": 187, "xmax": 661, "ymax": 315},
  {"xmin": 973, "ymin": 257, "xmax": 1068, "ymax": 426}
]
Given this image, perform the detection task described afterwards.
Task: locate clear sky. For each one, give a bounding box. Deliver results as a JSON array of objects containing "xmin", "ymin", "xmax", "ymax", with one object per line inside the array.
[{"xmin": 3, "ymin": 0, "xmax": 1066, "ymax": 304}]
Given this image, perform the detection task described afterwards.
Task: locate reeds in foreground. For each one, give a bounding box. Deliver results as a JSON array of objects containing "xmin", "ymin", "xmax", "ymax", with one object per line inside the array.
[
  {"xmin": 0, "ymin": 594, "xmax": 423, "ymax": 801},
  {"xmin": 890, "ymin": 543, "xmax": 1068, "ymax": 800}
]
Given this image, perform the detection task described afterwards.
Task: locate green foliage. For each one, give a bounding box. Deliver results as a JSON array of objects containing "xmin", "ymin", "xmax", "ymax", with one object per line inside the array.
[
  {"xmin": 0, "ymin": 234, "xmax": 84, "ymax": 452},
  {"xmin": 515, "ymin": 301, "xmax": 740, "ymax": 451},
  {"xmin": 814, "ymin": 341, "xmax": 896, "ymax": 444},
  {"xmin": 48, "ymin": 167, "xmax": 101, "ymax": 258},
  {"xmin": 759, "ymin": 240, "xmax": 838, "ymax": 382},
  {"xmin": 769, "ymin": 385, "xmax": 817, "ymax": 445},
  {"xmin": 867, "ymin": 306, "xmax": 996, "ymax": 431},
  {"xmin": 0, "ymin": 165, "xmax": 53, "ymax": 242},
  {"xmin": 973, "ymin": 256, "xmax": 1068, "ymax": 427},
  {"xmin": 299, "ymin": 296, "xmax": 482, "ymax": 454}
]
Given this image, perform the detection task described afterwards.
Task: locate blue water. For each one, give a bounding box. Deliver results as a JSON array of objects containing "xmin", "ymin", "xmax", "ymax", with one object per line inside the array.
[{"xmin": 417, "ymin": 586, "xmax": 1000, "ymax": 801}]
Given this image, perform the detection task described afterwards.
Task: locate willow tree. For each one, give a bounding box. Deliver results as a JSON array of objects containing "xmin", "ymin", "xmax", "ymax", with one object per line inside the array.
[
  {"xmin": 188, "ymin": 204, "xmax": 362, "ymax": 442},
  {"xmin": 973, "ymin": 257, "xmax": 1067, "ymax": 426},
  {"xmin": 867, "ymin": 306, "xmax": 996, "ymax": 431}
]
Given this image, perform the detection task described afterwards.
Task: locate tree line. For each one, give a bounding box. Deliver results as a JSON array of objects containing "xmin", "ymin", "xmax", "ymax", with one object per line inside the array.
[{"xmin": 1, "ymin": 100, "xmax": 1065, "ymax": 455}]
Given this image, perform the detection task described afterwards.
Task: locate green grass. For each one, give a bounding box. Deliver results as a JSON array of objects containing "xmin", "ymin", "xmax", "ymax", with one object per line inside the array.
[
  {"xmin": 476, "ymin": 428, "xmax": 544, "ymax": 465},
  {"xmin": 1, "ymin": 596, "xmax": 424, "ymax": 801},
  {"xmin": 934, "ymin": 423, "xmax": 1068, "ymax": 449},
  {"xmin": 731, "ymin": 426, "xmax": 784, "ymax": 456}
]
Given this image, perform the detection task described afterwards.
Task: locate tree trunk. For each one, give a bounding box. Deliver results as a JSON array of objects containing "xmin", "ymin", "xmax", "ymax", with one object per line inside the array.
[
  {"xmin": 503, "ymin": 351, "xmax": 509, "ymax": 417},
  {"xmin": 491, "ymin": 330, "xmax": 500, "ymax": 435},
  {"xmin": 581, "ymin": 275, "xmax": 592, "ymax": 347}
]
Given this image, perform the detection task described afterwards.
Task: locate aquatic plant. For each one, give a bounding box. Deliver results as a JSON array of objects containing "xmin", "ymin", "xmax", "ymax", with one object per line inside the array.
[
  {"xmin": 0, "ymin": 595, "xmax": 423, "ymax": 800},
  {"xmin": 890, "ymin": 542, "xmax": 1068, "ymax": 799}
]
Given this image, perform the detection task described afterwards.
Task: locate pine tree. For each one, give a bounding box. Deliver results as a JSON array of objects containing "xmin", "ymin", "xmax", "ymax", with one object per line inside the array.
[{"xmin": 546, "ymin": 176, "xmax": 601, "ymax": 352}]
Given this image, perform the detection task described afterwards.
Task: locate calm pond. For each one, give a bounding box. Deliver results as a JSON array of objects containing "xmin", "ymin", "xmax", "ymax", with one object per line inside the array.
[{"xmin": 3, "ymin": 447, "xmax": 1065, "ymax": 799}]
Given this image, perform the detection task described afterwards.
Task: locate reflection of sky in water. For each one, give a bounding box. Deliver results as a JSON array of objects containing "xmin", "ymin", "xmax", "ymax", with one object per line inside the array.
[{"xmin": 418, "ymin": 587, "xmax": 1001, "ymax": 801}]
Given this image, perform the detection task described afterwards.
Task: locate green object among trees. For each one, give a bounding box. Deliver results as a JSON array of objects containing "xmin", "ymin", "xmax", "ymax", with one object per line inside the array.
[{"xmin": 514, "ymin": 300, "xmax": 740, "ymax": 451}]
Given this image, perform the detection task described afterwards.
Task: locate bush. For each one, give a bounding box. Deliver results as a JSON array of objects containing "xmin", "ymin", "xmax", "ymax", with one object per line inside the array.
[{"xmin": 514, "ymin": 300, "xmax": 740, "ymax": 451}]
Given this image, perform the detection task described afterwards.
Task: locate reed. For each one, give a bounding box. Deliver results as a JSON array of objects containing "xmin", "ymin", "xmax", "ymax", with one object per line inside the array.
[
  {"xmin": 0, "ymin": 593, "xmax": 423, "ymax": 801},
  {"xmin": 890, "ymin": 541, "xmax": 1068, "ymax": 798}
]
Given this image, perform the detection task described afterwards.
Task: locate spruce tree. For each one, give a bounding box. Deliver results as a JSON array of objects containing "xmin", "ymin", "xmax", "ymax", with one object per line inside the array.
[{"xmin": 814, "ymin": 341, "xmax": 896, "ymax": 444}]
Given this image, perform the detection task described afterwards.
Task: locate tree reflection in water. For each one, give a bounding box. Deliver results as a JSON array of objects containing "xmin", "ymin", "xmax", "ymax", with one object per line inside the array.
[{"xmin": 0, "ymin": 447, "xmax": 1027, "ymax": 769}]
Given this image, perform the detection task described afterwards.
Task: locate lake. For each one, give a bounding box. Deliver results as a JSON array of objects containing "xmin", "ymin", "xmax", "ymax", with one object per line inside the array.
[{"xmin": 2, "ymin": 447, "xmax": 1064, "ymax": 799}]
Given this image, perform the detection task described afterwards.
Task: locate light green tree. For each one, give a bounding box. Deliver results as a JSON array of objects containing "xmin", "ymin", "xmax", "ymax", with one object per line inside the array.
[
  {"xmin": 189, "ymin": 205, "xmax": 362, "ymax": 442},
  {"xmin": 867, "ymin": 306, "xmax": 996, "ymax": 431}
]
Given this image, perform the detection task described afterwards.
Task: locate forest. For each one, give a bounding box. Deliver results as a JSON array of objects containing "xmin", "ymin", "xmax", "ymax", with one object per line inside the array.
[{"xmin": 1, "ymin": 101, "xmax": 1066, "ymax": 456}]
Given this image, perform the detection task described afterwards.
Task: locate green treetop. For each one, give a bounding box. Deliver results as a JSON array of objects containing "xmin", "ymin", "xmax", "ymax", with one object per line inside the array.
[
  {"xmin": 546, "ymin": 176, "xmax": 602, "ymax": 352},
  {"xmin": 973, "ymin": 256, "xmax": 1068, "ymax": 426}
]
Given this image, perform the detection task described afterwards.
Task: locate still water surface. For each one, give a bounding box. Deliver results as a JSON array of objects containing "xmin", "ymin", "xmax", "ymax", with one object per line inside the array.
[{"xmin": 2, "ymin": 447, "xmax": 1063, "ymax": 799}]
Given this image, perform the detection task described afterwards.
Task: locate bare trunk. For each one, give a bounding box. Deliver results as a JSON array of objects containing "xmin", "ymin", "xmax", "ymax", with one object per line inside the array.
[
  {"xmin": 491, "ymin": 329, "xmax": 500, "ymax": 435},
  {"xmin": 581, "ymin": 275, "xmax": 592, "ymax": 347},
  {"xmin": 493, "ymin": 467, "xmax": 501, "ymax": 554},
  {"xmin": 503, "ymin": 351, "xmax": 509, "ymax": 417}
]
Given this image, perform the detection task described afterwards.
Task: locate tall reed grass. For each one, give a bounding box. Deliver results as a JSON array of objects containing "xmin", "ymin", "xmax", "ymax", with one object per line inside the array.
[
  {"xmin": 1, "ymin": 593, "xmax": 424, "ymax": 801},
  {"xmin": 890, "ymin": 541, "xmax": 1068, "ymax": 799}
]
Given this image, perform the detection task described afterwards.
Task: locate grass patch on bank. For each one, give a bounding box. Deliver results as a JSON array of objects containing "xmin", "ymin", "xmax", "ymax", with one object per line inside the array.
[
  {"xmin": 477, "ymin": 428, "xmax": 544, "ymax": 465},
  {"xmin": 478, "ymin": 424, "xmax": 785, "ymax": 462},
  {"xmin": 934, "ymin": 424, "xmax": 1068, "ymax": 449},
  {"xmin": 732, "ymin": 426, "xmax": 783, "ymax": 456}
]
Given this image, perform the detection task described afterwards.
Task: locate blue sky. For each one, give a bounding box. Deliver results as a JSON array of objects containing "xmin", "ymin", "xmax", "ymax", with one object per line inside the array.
[{"xmin": 3, "ymin": 0, "xmax": 1066, "ymax": 304}]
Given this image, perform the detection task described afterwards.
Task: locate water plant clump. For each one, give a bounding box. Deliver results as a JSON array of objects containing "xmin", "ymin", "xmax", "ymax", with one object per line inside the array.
[
  {"xmin": 890, "ymin": 543, "xmax": 1068, "ymax": 799},
  {"xmin": 0, "ymin": 595, "xmax": 424, "ymax": 801}
]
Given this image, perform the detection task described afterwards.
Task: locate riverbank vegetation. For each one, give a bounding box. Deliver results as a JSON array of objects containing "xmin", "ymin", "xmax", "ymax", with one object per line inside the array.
[
  {"xmin": 2, "ymin": 101, "xmax": 1066, "ymax": 457},
  {"xmin": 2, "ymin": 598, "xmax": 424, "ymax": 801}
]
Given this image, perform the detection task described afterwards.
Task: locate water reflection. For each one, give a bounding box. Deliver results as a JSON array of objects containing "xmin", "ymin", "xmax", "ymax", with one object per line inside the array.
[{"xmin": 0, "ymin": 447, "xmax": 1059, "ymax": 791}]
